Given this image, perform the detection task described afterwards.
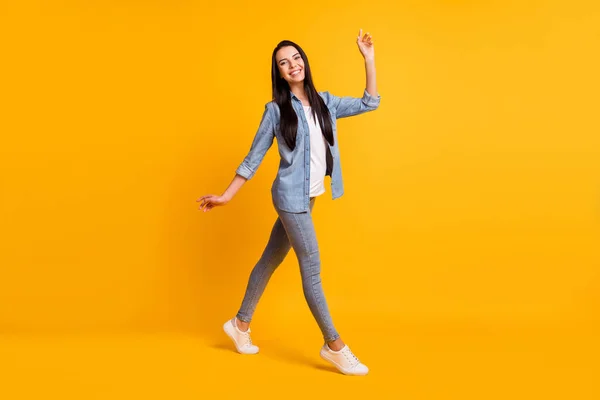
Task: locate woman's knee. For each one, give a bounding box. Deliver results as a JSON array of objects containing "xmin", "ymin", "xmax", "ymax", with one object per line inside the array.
[
  {"xmin": 299, "ymin": 256, "xmax": 321, "ymax": 281},
  {"xmin": 269, "ymin": 244, "xmax": 292, "ymax": 268}
]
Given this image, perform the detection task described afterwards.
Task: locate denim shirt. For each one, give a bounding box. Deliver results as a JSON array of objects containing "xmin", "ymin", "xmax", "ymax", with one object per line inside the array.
[{"xmin": 235, "ymin": 88, "xmax": 381, "ymax": 213}]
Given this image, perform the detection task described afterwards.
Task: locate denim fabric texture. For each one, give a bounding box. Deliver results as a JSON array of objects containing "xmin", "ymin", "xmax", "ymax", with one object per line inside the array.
[
  {"xmin": 235, "ymin": 89, "xmax": 381, "ymax": 213},
  {"xmin": 236, "ymin": 196, "xmax": 341, "ymax": 342}
]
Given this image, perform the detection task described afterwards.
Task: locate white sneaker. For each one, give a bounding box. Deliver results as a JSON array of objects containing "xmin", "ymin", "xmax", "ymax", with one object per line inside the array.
[
  {"xmin": 223, "ymin": 317, "xmax": 259, "ymax": 355},
  {"xmin": 320, "ymin": 343, "xmax": 369, "ymax": 375}
]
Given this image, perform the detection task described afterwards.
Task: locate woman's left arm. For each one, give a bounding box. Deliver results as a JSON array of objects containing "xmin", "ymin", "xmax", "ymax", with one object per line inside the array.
[
  {"xmin": 358, "ymin": 28, "xmax": 378, "ymax": 98},
  {"xmin": 327, "ymin": 29, "xmax": 381, "ymax": 119}
]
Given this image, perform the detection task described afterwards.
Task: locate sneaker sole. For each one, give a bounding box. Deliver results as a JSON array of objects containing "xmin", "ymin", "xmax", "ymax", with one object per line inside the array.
[
  {"xmin": 222, "ymin": 320, "xmax": 259, "ymax": 355},
  {"xmin": 319, "ymin": 348, "xmax": 368, "ymax": 376}
]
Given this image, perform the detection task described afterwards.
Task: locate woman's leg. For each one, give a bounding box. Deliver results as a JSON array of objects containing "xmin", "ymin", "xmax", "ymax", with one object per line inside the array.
[
  {"xmin": 236, "ymin": 214, "xmax": 292, "ymax": 324},
  {"xmin": 275, "ymin": 197, "xmax": 340, "ymax": 343}
]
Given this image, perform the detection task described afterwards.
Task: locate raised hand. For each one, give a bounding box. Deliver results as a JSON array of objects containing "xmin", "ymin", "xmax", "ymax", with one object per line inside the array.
[{"xmin": 356, "ymin": 28, "xmax": 375, "ymax": 61}]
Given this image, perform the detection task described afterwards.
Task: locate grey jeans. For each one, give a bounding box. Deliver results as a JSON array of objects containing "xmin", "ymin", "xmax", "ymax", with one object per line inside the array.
[{"xmin": 236, "ymin": 196, "xmax": 340, "ymax": 342}]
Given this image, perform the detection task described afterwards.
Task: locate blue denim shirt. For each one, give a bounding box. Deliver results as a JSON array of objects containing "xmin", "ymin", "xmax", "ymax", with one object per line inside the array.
[{"xmin": 236, "ymin": 88, "xmax": 381, "ymax": 213}]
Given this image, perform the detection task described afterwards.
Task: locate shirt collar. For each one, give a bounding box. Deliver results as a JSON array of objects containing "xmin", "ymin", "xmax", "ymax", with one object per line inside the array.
[{"xmin": 289, "ymin": 90, "xmax": 301, "ymax": 101}]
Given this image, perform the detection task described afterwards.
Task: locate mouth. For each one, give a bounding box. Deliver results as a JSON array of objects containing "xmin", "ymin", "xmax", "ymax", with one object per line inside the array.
[{"xmin": 290, "ymin": 69, "xmax": 302, "ymax": 77}]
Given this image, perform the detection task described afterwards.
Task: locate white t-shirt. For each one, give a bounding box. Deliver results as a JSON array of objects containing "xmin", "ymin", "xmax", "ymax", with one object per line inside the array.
[{"xmin": 302, "ymin": 104, "xmax": 327, "ymax": 197}]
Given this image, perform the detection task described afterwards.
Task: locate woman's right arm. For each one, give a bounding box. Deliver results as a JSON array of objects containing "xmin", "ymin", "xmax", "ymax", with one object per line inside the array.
[
  {"xmin": 196, "ymin": 173, "xmax": 247, "ymax": 212},
  {"xmin": 197, "ymin": 103, "xmax": 275, "ymax": 213},
  {"xmin": 221, "ymin": 173, "xmax": 248, "ymax": 203}
]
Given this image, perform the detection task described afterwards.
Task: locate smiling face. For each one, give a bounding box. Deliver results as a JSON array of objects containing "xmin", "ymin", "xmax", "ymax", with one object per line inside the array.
[{"xmin": 275, "ymin": 46, "xmax": 305, "ymax": 84}]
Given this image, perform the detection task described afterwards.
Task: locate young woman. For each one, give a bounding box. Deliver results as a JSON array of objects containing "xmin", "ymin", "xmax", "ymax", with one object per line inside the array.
[{"xmin": 197, "ymin": 29, "xmax": 380, "ymax": 376}]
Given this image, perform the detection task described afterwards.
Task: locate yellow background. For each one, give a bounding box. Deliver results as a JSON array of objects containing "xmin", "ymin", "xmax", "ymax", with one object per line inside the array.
[{"xmin": 1, "ymin": 0, "xmax": 598, "ymax": 398}]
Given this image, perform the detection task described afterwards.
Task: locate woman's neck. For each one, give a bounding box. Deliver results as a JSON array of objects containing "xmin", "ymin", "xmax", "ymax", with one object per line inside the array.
[{"xmin": 289, "ymin": 83, "xmax": 307, "ymax": 102}]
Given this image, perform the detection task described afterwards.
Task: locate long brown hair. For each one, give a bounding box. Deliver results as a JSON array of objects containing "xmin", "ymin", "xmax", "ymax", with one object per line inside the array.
[{"xmin": 271, "ymin": 40, "xmax": 334, "ymax": 151}]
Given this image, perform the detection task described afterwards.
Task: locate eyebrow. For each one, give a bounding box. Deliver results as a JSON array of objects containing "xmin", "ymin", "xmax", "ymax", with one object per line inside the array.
[{"xmin": 278, "ymin": 52, "xmax": 300, "ymax": 64}]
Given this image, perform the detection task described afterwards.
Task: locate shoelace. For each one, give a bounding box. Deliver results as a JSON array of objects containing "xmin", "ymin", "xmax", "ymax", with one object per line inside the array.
[
  {"xmin": 341, "ymin": 346, "xmax": 360, "ymax": 366},
  {"xmin": 240, "ymin": 330, "xmax": 253, "ymax": 347}
]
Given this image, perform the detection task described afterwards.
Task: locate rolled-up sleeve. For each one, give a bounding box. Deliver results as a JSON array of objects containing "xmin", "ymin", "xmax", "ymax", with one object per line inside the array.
[
  {"xmin": 235, "ymin": 103, "xmax": 275, "ymax": 180},
  {"xmin": 327, "ymin": 89, "xmax": 381, "ymax": 118}
]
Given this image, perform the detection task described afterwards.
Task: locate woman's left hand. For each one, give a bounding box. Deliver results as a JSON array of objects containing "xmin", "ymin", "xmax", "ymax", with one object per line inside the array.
[{"xmin": 356, "ymin": 28, "xmax": 375, "ymax": 61}]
